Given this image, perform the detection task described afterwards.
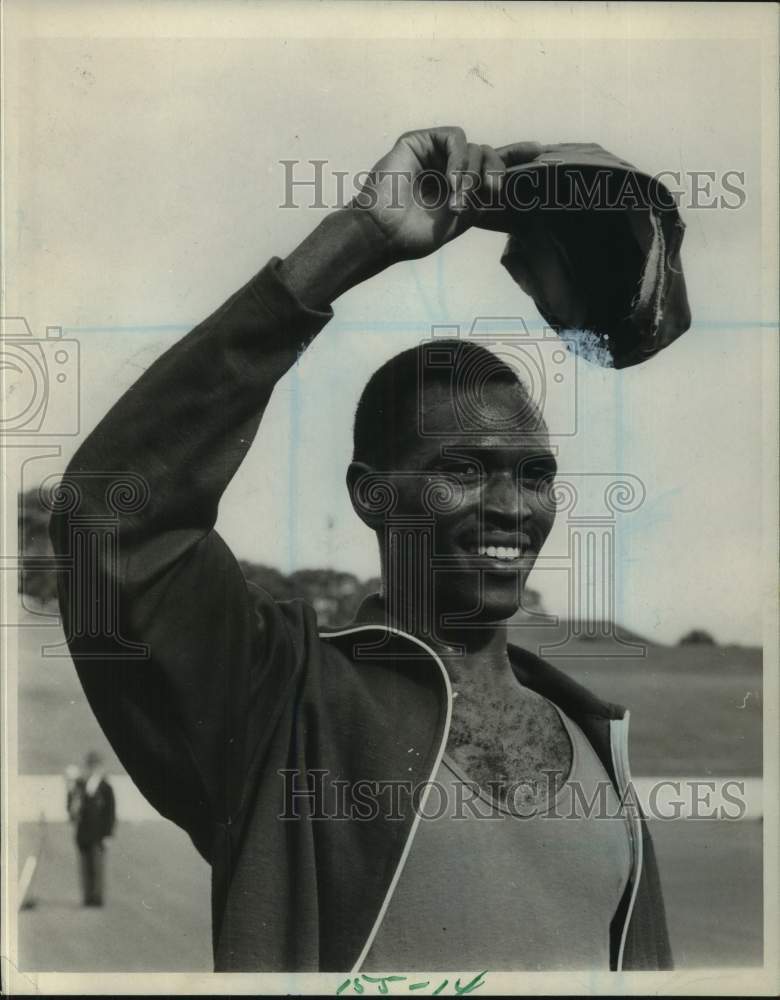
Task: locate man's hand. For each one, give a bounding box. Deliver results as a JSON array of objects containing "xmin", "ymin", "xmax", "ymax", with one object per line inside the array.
[
  {"xmin": 279, "ymin": 127, "xmax": 544, "ymax": 308},
  {"xmin": 355, "ymin": 127, "xmax": 544, "ymax": 262}
]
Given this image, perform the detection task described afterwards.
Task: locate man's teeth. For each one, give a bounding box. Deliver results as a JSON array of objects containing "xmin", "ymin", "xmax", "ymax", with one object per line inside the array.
[{"xmin": 472, "ymin": 544, "xmax": 521, "ymax": 560}]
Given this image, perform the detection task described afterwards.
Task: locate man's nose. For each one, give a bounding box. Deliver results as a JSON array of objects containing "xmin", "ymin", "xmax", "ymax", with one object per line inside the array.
[{"xmin": 482, "ymin": 471, "xmax": 532, "ymax": 521}]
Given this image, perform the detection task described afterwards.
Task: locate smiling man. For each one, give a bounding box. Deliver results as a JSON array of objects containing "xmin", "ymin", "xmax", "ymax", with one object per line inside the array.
[
  {"xmin": 345, "ymin": 341, "xmax": 571, "ymax": 818},
  {"xmin": 50, "ymin": 126, "xmax": 673, "ymax": 974}
]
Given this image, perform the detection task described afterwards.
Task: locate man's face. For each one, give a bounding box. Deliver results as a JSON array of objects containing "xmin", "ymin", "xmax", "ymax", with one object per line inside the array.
[{"xmin": 366, "ymin": 378, "xmax": 558, "ymax": 624}]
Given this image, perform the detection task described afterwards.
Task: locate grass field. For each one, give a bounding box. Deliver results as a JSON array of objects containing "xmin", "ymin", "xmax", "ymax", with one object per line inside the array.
[
  {"xmin": 542, "ymin": 641, "xmax": 763, "ymax": 777},
  {"xmin": 18, "ymin": 818, "xmax": 762, "ymax": 971}
]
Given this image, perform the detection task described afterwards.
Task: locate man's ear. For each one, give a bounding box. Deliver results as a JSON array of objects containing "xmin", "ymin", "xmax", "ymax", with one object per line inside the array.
[{"xmin": 347, "ymin": 460, "xmax": 387, "ymax": 530}]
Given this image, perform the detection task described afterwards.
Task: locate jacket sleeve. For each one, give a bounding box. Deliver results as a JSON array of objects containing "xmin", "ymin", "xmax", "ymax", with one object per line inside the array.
[{"xmin": 49, "ymin": 258, "xmax": 333, "ymax": 860}]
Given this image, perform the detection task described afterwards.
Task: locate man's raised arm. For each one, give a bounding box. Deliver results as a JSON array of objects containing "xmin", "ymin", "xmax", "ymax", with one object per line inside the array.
[
  {"xmin": 47, "ymin": 211, "xmax": 387, "ymax": 856},
  {"xmin": 48, "ymin": 128, "xmax": 539, "ymax": 855}
]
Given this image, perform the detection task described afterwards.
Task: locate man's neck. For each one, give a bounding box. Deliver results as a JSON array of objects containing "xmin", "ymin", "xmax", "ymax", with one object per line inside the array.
[
  {"xmin": 427, "ymin": 623, "xmax": 514, "ymax": 689},
  {"xmin": 362, "ymin": 589, "xmax": 515, "ymax": 689}
]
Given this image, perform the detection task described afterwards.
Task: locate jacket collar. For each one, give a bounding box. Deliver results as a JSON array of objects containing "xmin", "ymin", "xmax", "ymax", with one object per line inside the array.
[{"xmin": 349, "ymin": 593, "xmax": 625, "ymax": 723}]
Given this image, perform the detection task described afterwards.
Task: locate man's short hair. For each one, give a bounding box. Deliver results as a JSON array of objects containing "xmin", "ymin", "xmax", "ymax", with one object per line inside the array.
[{"xmin": 352, "ymin": 339, "xmax": 533, "ymax": 469}]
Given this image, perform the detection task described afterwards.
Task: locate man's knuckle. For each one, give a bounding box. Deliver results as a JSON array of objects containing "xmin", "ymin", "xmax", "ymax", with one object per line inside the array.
[{"xmin": 397, "ymin": 128, "xmax": 424, "ymax": 145}]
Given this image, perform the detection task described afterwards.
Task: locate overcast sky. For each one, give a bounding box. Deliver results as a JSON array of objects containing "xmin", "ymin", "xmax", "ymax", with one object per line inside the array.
[{"xmin": 4, "ymin": 2, "xmax": 777, "ymax": 645}]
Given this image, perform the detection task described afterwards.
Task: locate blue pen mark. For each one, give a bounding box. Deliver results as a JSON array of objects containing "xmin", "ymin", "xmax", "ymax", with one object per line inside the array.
[
  {"xmin": 60, "ymin": 319, "xmax": 778, "ymax": 337},
  {"xmin": 621, "ymin": 486, "xmax": 684, "ymax": 536},
  {"xmin": 61, "ymin": 324, "xmax": 192, "ymax": 334}
]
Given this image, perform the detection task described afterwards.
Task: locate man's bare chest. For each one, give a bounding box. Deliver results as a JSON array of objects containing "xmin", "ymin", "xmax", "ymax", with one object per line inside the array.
[{"xmin": 446, "ymin": 682, "xmax": 573, "ymax": 809}]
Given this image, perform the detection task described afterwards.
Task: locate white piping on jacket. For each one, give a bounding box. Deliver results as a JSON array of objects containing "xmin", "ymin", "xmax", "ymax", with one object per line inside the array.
[
  {"xmin": 320, "ymin": 625, "xmax": 453, "ymax": 976},
  {"xmin": 610, "ymin": 711, "xmax": 644, "ymax": 971}
]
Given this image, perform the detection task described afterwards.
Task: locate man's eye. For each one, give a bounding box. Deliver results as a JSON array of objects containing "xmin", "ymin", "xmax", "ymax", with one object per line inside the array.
[
  {"xmin": 445, "ymin": 462, "xmax": 480, "ymax": 476},
  {"xmin": 521, "ymin": 462, "xmax": 555, "ymax": 482}
]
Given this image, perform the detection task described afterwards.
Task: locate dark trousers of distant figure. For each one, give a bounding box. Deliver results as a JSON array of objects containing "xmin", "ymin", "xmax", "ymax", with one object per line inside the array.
[{"xmin": 78, "ymin": 842, "xmax": 105, "ymax": 906}]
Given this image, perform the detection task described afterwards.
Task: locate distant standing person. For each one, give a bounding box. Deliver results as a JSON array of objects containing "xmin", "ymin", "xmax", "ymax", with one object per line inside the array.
[{"xmin": 66, "ymin": 751, "xmax": 116, "ymax": 907}]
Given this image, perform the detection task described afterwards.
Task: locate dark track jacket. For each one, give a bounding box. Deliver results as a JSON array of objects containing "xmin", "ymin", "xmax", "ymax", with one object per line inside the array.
[{"xmin": 49, "ymin": 259, "xmax": 672, "ymax": 972}]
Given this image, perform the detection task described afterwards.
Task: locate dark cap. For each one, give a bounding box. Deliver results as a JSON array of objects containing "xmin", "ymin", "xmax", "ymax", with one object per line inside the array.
[{"xmin": 474, "ymin": 143, "xmax": 691, "ymax": 369}]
